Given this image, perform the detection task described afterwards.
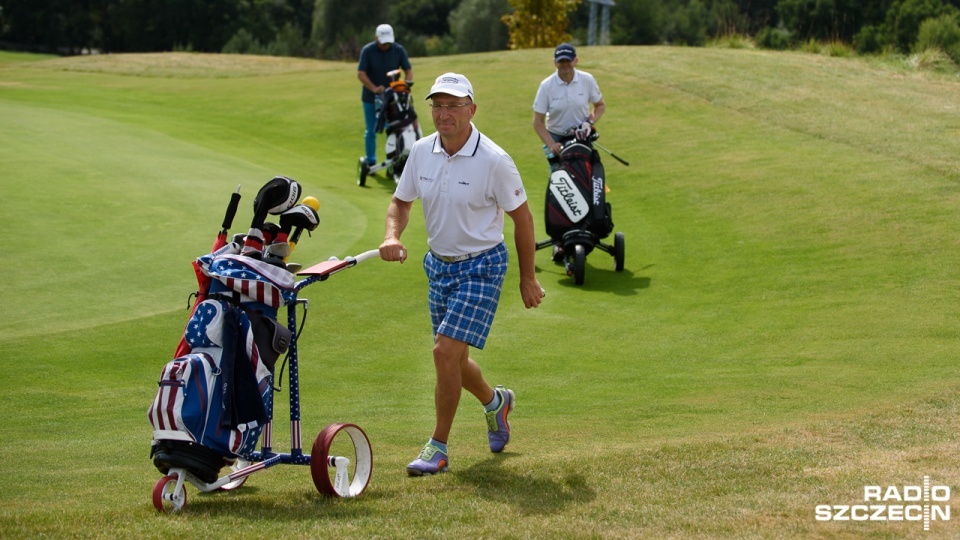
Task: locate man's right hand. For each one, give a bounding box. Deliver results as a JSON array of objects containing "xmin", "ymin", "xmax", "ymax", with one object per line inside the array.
[{"xmin": 379, "ymin": 238, "xmax": 407, "ymax": 263}]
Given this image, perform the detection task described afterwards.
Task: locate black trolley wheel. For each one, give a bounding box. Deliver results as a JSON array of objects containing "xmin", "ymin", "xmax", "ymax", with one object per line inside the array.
[
  {"xmin": 614, "ymin": 232, "xmax": 625, "ymax": 272},
  {"xmin": 572, "ymin": 244, "xmax": 586, "ymax": 285},
  {"xmin": 357, "ymin": 157, "xmax": 369, "ymax": 187}
]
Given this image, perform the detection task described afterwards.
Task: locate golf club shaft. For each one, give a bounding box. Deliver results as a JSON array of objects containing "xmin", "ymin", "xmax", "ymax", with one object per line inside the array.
[
  {"xmin": 284, "ymin": 227, "xmax": 305, "ymax": 262},
  {"xmin": 594, "ymin": 142, "xmax": 630, "ymax": 166}
]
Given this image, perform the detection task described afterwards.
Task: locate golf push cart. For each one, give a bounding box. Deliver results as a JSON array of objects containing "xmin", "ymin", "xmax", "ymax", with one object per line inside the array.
[
  {"xmin": 358, "ymin": 69, "xmax": 423, "ymax": 186},
  {"xmin": 148, "ymin": 177, "xmax": 381, "ymax": 513},
  {"xmin": 535, "ymin": 127, "xmax": 626, "ymax": 285}
]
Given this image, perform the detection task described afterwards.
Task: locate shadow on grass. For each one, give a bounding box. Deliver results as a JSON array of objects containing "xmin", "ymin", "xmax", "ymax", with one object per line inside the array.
[
  {"xmin": 168, "ymin": 483, "xmax": 379, "ymax": 521},
  {"xmin": 358, "ymin": 169, "xmax": 399, "ymax": 193},
  {"xmin": 546, "ymin": 264, "xmax": 652, "ymax": 296},
  {"xmin": 455, "ymin": 453, "xmax": 597, "ymax": 515}
]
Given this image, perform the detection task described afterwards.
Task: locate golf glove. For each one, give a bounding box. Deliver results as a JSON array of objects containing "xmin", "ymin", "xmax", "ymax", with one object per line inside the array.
[{"xmin": 575, "ymin": 122, "xmax": 592, "ymax": 142}]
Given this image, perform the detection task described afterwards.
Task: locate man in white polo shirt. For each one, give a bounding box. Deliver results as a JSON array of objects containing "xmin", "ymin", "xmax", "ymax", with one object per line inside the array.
[
  {"xmin": 533, "ymin": 42, "xmax": 606, "ymax": 160},
  {"xmin": 379, "ymin": 72, "xmax": 544, "ymax": 476},
  {"xmin": 533, "ymin": 42, "xmax": 606, "ymax": 260}
]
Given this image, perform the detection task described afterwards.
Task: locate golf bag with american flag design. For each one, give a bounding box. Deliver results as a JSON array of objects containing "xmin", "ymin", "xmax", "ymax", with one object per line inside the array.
[{"xmin": 148, "ymin": 247, "xmax": 296, "ymax": 483}]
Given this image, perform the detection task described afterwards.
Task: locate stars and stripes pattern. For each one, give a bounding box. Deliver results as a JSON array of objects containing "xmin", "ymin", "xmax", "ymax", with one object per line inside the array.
[
  {"xmin": 148, "ymin": 353, "xmax": 217, "ymax": 442},
  {"xmin": 198, "ymin": 253, "xmax": 296, "ymax": 308},
  {"xmin": 184, "ymin": 301, "xmax": 224, "ymax": 349}
]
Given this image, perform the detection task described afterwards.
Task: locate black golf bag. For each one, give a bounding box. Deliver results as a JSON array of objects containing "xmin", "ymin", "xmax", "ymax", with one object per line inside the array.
[
  {"xmin": 537, "ymin": 130, "xmax": 625, "ymax": 285},
  {"xmin": 544, "ymin": 136, "xmax": 614, "ymax": 243}
]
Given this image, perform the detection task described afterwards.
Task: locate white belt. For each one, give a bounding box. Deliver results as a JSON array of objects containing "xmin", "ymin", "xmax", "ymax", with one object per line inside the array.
[{"xmin": 429, "ymin": 247, "xmax": 493, "ymax": 263}]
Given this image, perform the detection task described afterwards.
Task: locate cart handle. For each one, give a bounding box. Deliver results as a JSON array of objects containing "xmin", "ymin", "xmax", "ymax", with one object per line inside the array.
[{"xmin": 294, "ymin": 248, "xmax": 400, "ymax": 289}]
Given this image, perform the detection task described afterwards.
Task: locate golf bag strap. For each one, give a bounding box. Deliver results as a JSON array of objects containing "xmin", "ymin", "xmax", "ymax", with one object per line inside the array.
[{"xmin": 208, "ymin": 290, "xmax": 241, "ymax": 306}]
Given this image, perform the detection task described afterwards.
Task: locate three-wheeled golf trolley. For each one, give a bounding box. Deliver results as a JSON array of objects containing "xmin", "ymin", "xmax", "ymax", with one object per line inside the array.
[
  {"xmin": 148, "ymin": 178, "xmax": 380, "ymax": 513},
  {"xmin": 358, "ymin": 69, "xmax": 423, "ymax": 186},
  {"xmin": 535, "ymin": 129, "xmax": 626, "ymax": 285}
]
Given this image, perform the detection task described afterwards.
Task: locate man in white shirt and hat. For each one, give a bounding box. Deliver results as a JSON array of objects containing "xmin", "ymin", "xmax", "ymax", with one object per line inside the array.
[{"xmin": 380, "ymin": 72, "xmax": 545, "ymax": 476}]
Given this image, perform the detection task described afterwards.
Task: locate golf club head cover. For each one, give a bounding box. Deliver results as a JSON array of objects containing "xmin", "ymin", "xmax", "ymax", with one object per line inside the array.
[
  {"xmin": 241, "ymin": 227, "xmax": 264, "ymax": 259},
  {"xmin": 276, "ymin": 204, "xmax": 320, "ymax": 244},
  {"xmin": 212, "ymin": 239, "xmax": 241, "ymax": 258},
  {"xmin": 575, "ymin": 122, "xmax": 593, "ymax": 142},
  {"xmin": 260, "ymin": 222, "xmax": 281, "ymax": 245},
  {"xmin": 250, "ymin": 176, "xmax": 301, "ymax": 231}
]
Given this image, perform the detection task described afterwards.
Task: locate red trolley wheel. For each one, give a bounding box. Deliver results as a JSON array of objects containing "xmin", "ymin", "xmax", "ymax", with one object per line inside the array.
[{"xmin": 152, "ymin": 474, "xmax": 186, "ymax": 513}]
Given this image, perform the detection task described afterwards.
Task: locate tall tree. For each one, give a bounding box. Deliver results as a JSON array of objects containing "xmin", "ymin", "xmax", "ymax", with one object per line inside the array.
[
  {"xmin": 449, "ymin": 0, "xmax": 512, "ymax": 53},
  {"xmin": 392, "ymin": 0, "xmax": 459, "ymax": 37},
  {"xmin": 312, "ymin": 0, "xmax": 389, "ymax": 58},
  {"xmin": 882, "ymin": 0, "xmax": 959, "ymax": 50},
  {"xmin": 502, "ymin": 0, "xmax": 581, "ymax": 49},
  {"xmin": 776, "ymin": 0, "xmax": 872, "ymax": 42}
]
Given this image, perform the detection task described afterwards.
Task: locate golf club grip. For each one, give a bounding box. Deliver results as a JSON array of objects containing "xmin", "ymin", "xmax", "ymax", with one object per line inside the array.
[
  {"xmin": 612, "ymin": 154, "xmax": 630, "ymax": 166},
  {"xmin": 222, "ymin": 190, "xmax": 242, "ymax": 230}
]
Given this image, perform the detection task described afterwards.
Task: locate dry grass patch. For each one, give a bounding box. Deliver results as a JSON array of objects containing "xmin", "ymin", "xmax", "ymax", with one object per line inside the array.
[{"xmin": 30, "ymin": 52, "xmax": 342, "ymax": 78}]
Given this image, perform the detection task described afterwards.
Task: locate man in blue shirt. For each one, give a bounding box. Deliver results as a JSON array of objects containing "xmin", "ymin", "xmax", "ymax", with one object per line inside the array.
[{"xmin": 357, "ymin": 24, "xmax": 414, "ymax": 167}]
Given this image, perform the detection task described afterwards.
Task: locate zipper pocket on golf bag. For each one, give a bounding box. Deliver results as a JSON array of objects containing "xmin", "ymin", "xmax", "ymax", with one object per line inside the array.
[{"xmin": 147, "ymin": 352, "xmax": 270, "ymax": 459}]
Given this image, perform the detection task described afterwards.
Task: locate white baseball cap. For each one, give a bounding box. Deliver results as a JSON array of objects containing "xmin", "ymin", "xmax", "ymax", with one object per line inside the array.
[
  {"xmin": 425, "ymin": 72, "xmax": 474, "ymax": 101},
  {"xmin": 376, "ymin": 24, "xmax": 395, "ymax": 44}
]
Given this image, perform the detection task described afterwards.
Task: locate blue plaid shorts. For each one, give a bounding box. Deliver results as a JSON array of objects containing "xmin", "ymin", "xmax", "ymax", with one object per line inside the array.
[{"xmin": 424, "ymin": 242, "xmax": 508, "ymax": 349}]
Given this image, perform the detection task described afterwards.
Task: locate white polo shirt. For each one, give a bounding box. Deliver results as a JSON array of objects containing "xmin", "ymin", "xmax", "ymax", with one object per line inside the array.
[
  {"xmin": 532, "ymin": 69, "xmax": 603, "ymax": 136},
  {"xmin": 395, "ymin": 123, "xmax": 528, "ymax": 257}
]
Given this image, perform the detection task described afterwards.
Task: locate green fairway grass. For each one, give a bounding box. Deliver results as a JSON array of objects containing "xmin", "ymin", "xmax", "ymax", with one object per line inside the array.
[{"xmin": 1, "ymin": 48, "xmax": 958, "ymax": 538}]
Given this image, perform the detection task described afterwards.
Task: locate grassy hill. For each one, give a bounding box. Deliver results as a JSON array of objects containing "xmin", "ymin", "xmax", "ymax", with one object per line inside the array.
[{"xmin": 1, "ymin": 47, "xmax": 958, "ymax": 538}]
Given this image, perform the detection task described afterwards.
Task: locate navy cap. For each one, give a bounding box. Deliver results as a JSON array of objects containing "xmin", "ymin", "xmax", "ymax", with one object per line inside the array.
[{"xmin": 554, "ymin": 43, "xmax": 576, "ymax": 61}]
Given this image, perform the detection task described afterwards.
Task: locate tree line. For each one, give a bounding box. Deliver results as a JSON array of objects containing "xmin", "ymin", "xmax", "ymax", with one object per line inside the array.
[{"xmin": 3, "ymin": 0, "xmax": 960, "ymax": 64}]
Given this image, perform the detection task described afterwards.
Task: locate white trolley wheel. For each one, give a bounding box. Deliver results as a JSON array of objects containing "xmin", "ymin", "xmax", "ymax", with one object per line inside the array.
[
  {"xmin": 219, "ymin": 459, "xmax": 250, "ymax": 491},
  {"xmin": 310, "ymin": 423, "xmax": 373, "ymax": 498},
  {"xmin": 152, "ymin": 474, "xmax": 186, "ymax": 513}
]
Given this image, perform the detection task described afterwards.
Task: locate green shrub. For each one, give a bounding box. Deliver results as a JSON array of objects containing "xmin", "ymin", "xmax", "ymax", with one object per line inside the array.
[
  {"xmin": 854, "ymin": 25, "xmax": 885, "ymax": 54},
  {"xmin": 909, "ymin": 46, "xmax": 958, "ymax": 70},
  {"xmin": 884, "ymin": 0, "xmax": 959, "ymax": 53},
  {"xmin": 264, "ymin": 23, "xmax": 310, "ymax": 58},
  {"xmin": 914, "ymin": 13, "xmax": 960, "ymax": 64},
  {"xmin": 222, "ymin": 29, "xmax": 265, "ymax": 55},
  {"xmin": 825, "ymin": 41, "xmax": 855, "ymax": 57},
  {"xmin": 708, "ymin": 33, "xmax": 755, "ymax": 49},
  {"xmin": 424, "ymin": 35, "xmax": 457, "ymax": 56},
  {"xmin": 799, "ymin": 38, "xmax": 821, "ymax": 54},
  {"xmin": 756, "ymin": 25, "xmax": 793, "ymax": 50}
]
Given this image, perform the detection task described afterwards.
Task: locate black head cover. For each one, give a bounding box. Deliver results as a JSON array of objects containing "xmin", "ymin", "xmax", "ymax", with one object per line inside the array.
[{"xmin": 251, "ymin": 176, "xmax": 301, "ymax": 228}]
